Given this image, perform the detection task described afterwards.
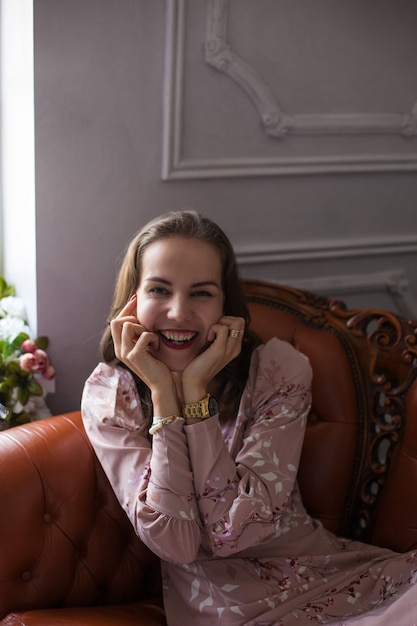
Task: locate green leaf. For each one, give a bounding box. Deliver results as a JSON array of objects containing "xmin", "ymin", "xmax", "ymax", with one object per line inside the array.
[
  {"xmin": 0, "ymin": 385, "xmax": 12, "ymax": 403},
  {"xmin": 0, "ymin": 377, "xmax": 14, "ymax": 390},
  {"xmin": 0, "ymin": 341, "xmax": 16, "ymax": 360},
  {"xmin": 5, "ymin": 360, "xmax": 23, "ymax": 376},
  {"xmin": 11, "ymin": 332, "xmax": 30, "ymax": 350},
  {"xmin": 0, "ymin": 276, "xmax": 15, "ymax": 299},
  {"xmin": 17, "ymin": 387, "xmax": 30, "ymax": 406},
  {"xmin": 35, "ymin": 336, "xmax": 49, "ymax": 350},
  {"xmin": 10, "ymin": 411, "xmax": 30, "ymax": 427},
  {"xmin": 27, "ymin": 380, "xmax": 43, "ymax": 396}
]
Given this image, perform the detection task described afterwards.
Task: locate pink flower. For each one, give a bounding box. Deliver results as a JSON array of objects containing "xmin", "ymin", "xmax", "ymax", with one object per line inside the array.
[
  {"xmin": 19, "ymin": 342, "xmax": 56, "ymax": 381},
  {"xmin": 22, "ymin": 339, "xmax": 37, "ymax": 353},
  {"xmin": 43, "ymin": 365, "xmax": 56, "ymax": 380},
  {"xmin": 31, "ymin": 349, "xmax": 49, "ymax": 374},
  {"xmin": 19, "ymin": 353, "xmax": 36, "ymax": 372}
]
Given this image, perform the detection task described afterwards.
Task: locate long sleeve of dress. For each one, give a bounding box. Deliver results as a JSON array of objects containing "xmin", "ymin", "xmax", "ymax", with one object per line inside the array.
[
  {"xmin": 81, "ymin": 363, "xmax": 203, "ymax": 563},
  {"xmin": 185, "ymin": 337, "xmax": 313, "ymax": 557}
]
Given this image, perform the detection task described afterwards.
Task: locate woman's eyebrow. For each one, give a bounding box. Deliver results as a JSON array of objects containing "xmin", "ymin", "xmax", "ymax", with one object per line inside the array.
[
  {"xmin": 191, "ymin": 281, "xmax": 221, "ymax": 289},
  {"xmin": 145, "ymin": 277, "xmax": 220, "ymax": 289},
  {"xmin": 145, "ymin": 277, "xmax": 171, "ymax": 285}
]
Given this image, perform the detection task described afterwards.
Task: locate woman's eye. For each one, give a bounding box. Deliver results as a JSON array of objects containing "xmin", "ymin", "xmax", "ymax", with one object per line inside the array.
[
  {"xmin": 149, "ymin": 287, "xmax": 169, "ymax": 295},
  {"xmin": 191, "ymin": 290, "xmax": 212, "ymax": 298}
]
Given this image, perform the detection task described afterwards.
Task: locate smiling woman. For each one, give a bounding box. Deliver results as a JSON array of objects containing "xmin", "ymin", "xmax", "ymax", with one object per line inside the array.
[{"xmin": 81, "ymin": 210, "xmax": 417, "ymax": 626}]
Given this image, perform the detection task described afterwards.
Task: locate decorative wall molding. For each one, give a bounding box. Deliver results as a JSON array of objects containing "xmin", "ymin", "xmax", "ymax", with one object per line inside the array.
[
  {"xmin": 162, "ymin": 0, "xmax": 417, "ymax": 180},
  {"xmin": 235, "ymin": 234, "xmax": 417, "ymax": 265},
  {"xmin": 279, "ymin": 271, "xmax": 417, "ymax": 320},
  {"xmin": 235, "ymin": 235, "xmax": 417, "ymax": 318},
  {"xmin": 205, "ymin": 0, "xmax": 417, "ymax": 140},
  {"xmin": 278, "ymin": 270, "xmax": 406, "ymax": 297}
]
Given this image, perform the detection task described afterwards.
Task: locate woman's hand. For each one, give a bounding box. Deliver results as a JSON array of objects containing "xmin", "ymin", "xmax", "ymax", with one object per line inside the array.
[
  {"xmin": 110, "ymin": 295, "xmax": 180, "ymax": 416},
  {"xmin": 181, "ymin": 316, "xmax": 245, "ymax": 403}
]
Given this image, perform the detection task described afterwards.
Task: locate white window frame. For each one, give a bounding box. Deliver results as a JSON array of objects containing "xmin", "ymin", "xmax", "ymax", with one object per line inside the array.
[{"xmin": 0, "ymin": 0, "xmax": 36, "ymax": 330}]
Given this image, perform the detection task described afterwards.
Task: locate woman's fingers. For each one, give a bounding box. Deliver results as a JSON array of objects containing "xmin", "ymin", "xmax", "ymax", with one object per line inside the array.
[
  {"xmin": 120, "ymin": 320, "xmax": 146, "ymax": 351},
  {"xmin": 210, "ymin": 316, "xmax": 245, "ymax": 367},
  {"xmin": 221, "ymin": 315, "xmax": 245, "ymax": 334},
  {"xmin": 110, "ymin": 295, "xmax": 142, "ymax": 359},
  {"xmin": 118, "ymin": 294, "xmax": 137, "ymax": 316},
  {"xmin": 183, "ymin": 316, "xmax": 246, "ymax": 390},
  {"xmin": 210, "ymin": 316, "xmax": 245, "ymax": 346},
  {"xmin": 108, "ymin": 295, "xmax": 179, "ymax": 411},
  {"xmin": 206, "ymin": 316, "xmax": 244, "ymax": 343},
  {"xmin": 121, "ymin": 329, "xmax": 175, "ymax": 393}
]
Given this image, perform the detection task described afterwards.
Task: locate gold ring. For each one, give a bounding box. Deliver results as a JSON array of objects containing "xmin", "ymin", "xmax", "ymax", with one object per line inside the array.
[{"xmin": 228, "ymin": 329, "xmax": 242, "ymax": 339}]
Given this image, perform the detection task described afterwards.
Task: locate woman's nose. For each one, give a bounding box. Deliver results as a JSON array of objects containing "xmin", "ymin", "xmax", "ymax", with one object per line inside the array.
[{"xmin": 167, "ymin": 295, "xmax": 192, "ymax": 321}]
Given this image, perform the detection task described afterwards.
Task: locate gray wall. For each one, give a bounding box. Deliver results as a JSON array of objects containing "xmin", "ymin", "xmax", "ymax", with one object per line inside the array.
[{"xmin": 34, "ymin": 0, "xmax": 417, "ymax": 414}]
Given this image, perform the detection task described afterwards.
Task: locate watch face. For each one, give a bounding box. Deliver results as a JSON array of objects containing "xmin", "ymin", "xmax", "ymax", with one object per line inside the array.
[{"xmin": 208, "ymin": 396, "xmax": 219, "ymax": 416}]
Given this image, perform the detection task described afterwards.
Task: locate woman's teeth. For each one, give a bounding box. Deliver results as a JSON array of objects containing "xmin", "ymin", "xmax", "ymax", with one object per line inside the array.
[{"xmin": 160, "ymin": 331, "xmax": 196, "ymax": 345}]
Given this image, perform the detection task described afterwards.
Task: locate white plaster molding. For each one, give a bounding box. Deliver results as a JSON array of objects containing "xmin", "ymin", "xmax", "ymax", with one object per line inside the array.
[
  {"xmin": 205, "ymin": 0, "xmax": 417, "ymax": 140},
  {"xmin": 277, "ymin": 271, "xmax": 417, "ymax": 320},
  {"xmin": 162, "ymin": 0, "xmax": 417, "ymax": 179},
  {"xmin": 163, "ymin": 154, "xmax": 417, "ymax": 180},
  {"xmin": 235, "ymin": 234, "xmax": 417, "ymax": 265},
  {"xmin": 205, "ymin": 0, "xmax": 287, "ymax": 138},
  {"xmin": 162, "ymin": 0, "xmax": 186, "ymax": 180}
]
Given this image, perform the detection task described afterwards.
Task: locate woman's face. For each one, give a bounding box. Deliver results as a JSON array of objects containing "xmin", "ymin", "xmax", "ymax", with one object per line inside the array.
[{"xmin": 135, "ymin": 236, "xmax": 224, "ymax": 372}]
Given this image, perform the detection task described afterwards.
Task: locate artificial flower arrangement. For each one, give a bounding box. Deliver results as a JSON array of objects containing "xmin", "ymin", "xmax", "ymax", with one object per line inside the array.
[{"xmin": 0, "ymin": 276, "xmax": 55, "ymax": 430}]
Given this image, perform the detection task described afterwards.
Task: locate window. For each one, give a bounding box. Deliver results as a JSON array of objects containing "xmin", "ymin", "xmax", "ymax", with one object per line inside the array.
[{"xmin": 1, "ymin": 0, "xmax": 36, "ymax": 330}]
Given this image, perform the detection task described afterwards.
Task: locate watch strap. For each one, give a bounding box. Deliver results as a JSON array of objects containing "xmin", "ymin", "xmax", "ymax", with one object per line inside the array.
[{"xmin": 182, "ymin": 393, "xmax": 211, "ymax": 419}]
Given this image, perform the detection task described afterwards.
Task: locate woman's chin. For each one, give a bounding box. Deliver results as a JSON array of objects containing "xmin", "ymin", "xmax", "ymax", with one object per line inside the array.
[
  {"xmin": 159, "ymin": 354, "xmax": 192, "ymax": 373},
  {"xmin": 154, "ymin": 344, "xmax": 203, "ymax": 373}
]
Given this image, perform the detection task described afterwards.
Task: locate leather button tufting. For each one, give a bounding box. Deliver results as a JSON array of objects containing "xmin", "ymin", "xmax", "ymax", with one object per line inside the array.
[
  {"xmin": 21, "ymin": 570, "xmax": 32, "ymax": 582},
  {"xmin": 43, "ymin": 512, "xmax": 52, "ymax": 523}
]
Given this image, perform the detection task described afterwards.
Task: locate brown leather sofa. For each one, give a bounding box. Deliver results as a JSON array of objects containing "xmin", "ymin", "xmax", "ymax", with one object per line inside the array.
[{"xmin": 1, "ymin": 279, "xmax": 417, "ymax": 625}]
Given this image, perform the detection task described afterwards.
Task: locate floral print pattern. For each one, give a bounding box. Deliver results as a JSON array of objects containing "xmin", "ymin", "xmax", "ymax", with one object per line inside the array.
[{"xmin": 81, "ymin": 338, "xmax": 417, "ymax": 625}]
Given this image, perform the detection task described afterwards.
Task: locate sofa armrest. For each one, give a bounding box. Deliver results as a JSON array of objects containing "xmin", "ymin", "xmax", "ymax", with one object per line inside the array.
[
  {"xmin": 1, "ymin": 601, "xmax": 166, "ymax": 626},
  {"xmin": 0, "ymin": 412, "xmax": 161, "ymax": 620}
]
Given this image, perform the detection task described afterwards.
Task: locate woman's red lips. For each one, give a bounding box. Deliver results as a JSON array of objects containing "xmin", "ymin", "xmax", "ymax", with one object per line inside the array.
[{"xmin": 158, "ymin": 330, "xmax": 198, "ymax": 350}]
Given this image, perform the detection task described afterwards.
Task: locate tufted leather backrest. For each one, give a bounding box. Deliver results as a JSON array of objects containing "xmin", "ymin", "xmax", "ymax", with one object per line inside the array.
[
  {"xmin": 0, "ymin": 413, "xmax": 161, "ymax": 619},
  {"xmin": 247, "ymin": 300, "xmax": 358, "ymax": 537}
]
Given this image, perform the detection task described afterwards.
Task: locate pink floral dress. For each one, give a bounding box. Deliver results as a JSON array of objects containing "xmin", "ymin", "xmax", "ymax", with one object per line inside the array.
[{"xmin": 81, "ymin": 338, "xmax": 417, "ymax": 625}]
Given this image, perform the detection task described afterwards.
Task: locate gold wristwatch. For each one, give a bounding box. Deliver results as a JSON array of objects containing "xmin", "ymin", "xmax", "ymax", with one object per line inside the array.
[{"xmin": 182, "ymin": 393, "xmax": 219, "ymax": 419}]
